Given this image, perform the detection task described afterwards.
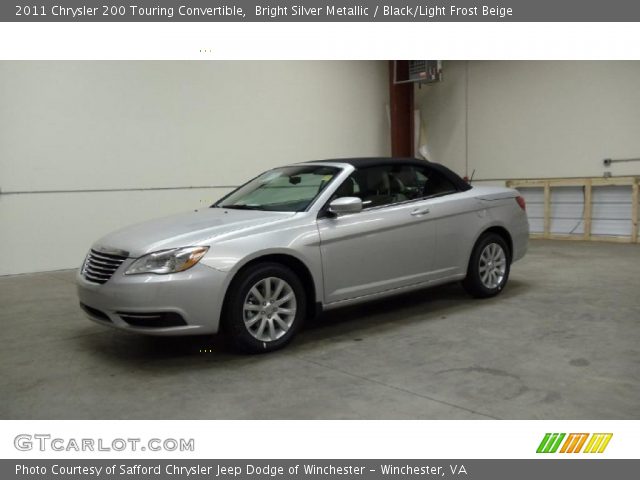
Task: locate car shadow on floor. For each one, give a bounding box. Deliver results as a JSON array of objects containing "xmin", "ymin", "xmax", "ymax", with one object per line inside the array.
[
  {"xmin": 76, "ymin": 279, "xmax": 531, "ymax": 366},
  {"xmin": 298, "ymin": 278, "xmax": 530, "ymax": 344}
]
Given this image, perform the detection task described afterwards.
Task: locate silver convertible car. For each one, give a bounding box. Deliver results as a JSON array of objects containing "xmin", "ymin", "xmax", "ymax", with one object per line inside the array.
[{"xmin": 77, "ymin": 158, "xmax": 528, "ymax": 352}]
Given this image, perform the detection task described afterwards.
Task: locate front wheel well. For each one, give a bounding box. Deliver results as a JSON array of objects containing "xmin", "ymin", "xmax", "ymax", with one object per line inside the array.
[{"xmin": 221, "ymin": 254, "xmax": 318, "ymax": 327}]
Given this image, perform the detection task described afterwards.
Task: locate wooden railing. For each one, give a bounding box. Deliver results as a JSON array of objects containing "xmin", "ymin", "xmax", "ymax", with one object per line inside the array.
[{"xmin": 506, "ymin": 176, "xmax": 639, "ymax": 243}]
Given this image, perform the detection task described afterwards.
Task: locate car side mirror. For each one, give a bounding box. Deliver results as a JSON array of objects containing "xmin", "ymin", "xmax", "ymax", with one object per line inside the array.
[{"xmin": 328, "ymin": 197, "xmax": 363, "ymax": 216}]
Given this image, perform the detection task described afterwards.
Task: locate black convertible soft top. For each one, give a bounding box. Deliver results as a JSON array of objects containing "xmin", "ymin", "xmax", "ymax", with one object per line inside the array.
[{"xmin": 309, "ymin": 157, "xmax": 472, "ymax": 192}]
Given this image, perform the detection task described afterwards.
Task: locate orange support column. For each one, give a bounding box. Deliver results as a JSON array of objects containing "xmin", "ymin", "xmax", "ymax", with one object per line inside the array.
[{"xmin": 389, "ymin": 60, "xmax": 415, "ymax": 157}]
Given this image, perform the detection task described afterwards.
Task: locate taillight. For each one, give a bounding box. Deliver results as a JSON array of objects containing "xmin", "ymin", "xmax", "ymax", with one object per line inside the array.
[{"xmin": 515, "ymin": 196, "xmax": 526, "ymax": 211}]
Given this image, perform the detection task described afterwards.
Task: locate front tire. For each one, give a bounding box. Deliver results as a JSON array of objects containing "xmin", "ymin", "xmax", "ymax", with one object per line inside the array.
[
  {"xmin": 223, "ymin": 262, "xmax": 306, "ymax": 353},
  {"xmin": 462, "ymin": 233, "xmax": 511, "ymax": 298}
]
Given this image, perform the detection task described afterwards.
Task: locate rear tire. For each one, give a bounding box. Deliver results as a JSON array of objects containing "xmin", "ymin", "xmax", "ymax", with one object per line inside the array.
[
  {"xmin": 223, "ymin": 262, "xmax": 306, "ymax": 353},
  {"xmin": 462, "ymin": 232, "xmax": 511, "ymax": 298}
]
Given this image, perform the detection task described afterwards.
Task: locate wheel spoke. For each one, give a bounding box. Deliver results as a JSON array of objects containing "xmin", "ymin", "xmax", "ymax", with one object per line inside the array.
[
  {"xmin": 244, "ymin": 303, "xmax": 261, "ymax": 312},
  {"xmin": 264, "ymin": 278, "xmax": 271, "ymax": 300},
  {"xmin": 250, "ymin": 286, "xmax": 264, "ymax": 303},
  {"xmin": 274, "ymin": 292, "xmax": 293, "ymax": 307},
  {"xmin": 256, "ymin": 317, "xmax": 267, "ymax": 339},
  {"xmin": 267, "ymin": 318, "xmax": 276, "ymax": 341},
  {"xmin": 245, "ymin": 315, "xmax": 261, "ymax": 327},
  {"xmin": 272, "ymin": 279, "xmax": 285, "ymax": 300},
  {"xmin": 273, "ymin": 315, "xmax": 289, "ymax": 331},
  {"xmin": 277, "ymin": 307, "xmax": 294, "ymax": 316}
]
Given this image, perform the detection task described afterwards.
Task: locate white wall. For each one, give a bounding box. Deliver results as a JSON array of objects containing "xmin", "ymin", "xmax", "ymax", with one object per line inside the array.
[
  {"xmin": 416, "ymin": 61, "xmax": 640, "ymax": 182},
  {"xmin": 0, "ymin": 61, "xmax": 390, "ymax": 275}
]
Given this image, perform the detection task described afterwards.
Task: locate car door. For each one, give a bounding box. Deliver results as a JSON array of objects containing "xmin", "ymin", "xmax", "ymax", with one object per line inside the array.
[
  {"xmin": 317, "ymin": 164, "xmax": 438, "ymax": 304},
  {"xmin": 418, "ymin": 167, "xmax": 480, "ymax": 279}
]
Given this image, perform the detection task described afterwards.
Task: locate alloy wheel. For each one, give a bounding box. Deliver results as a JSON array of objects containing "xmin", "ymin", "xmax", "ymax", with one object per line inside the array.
[
  {"xmin": 479, "ymin": 243, "xmax": 507, "ymax": 289},
  {"xmin": 243, "ymin": 277, "xmax": 297, "ymax": 342}
]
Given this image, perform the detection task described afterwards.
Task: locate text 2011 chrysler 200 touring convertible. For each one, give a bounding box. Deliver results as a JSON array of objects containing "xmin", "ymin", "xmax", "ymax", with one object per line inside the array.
[{"xmin": 77, "ymin": 158, "xmax": 528, "ymax": 352}]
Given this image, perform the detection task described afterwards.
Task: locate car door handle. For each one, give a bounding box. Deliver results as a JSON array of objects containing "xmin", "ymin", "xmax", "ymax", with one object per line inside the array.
[{"xmin": 410, "ymin": 207, "xmax": 430, "ymax": 216}]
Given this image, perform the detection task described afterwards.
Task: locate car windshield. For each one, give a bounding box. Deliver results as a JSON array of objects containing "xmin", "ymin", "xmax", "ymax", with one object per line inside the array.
[{"xmin": 215, "ymin": 165, "xmax": 341, "ymax": 212}]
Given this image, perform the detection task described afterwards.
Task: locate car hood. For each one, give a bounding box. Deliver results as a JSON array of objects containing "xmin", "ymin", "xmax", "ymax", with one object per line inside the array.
[{"xmin": 93, "ymin": 208, "xmax": 297, "ymax": 257}]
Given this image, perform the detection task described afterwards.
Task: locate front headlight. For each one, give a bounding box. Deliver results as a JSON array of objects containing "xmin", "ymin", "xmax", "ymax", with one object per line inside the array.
[{"xmin": 125, "ymin": 246, "xmax": 209, "ymax": 275}]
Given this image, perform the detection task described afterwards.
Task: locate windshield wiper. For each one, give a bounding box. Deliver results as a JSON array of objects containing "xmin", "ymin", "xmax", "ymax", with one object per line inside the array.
[{"xmin": 220, "ymin": 204, "xmax": 264, "ymax": 210}]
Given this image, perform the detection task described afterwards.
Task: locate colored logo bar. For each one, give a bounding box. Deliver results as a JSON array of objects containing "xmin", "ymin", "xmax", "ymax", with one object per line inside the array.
[{"xmin": 537, "ymin": 433, "xmax": 612, "ymax": 453}]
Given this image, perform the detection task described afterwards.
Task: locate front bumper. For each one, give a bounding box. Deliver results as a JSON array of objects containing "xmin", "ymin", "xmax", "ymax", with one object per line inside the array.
[{"xmin": 76, "ymin": 260, "xmax": 228, "ymax": 336}]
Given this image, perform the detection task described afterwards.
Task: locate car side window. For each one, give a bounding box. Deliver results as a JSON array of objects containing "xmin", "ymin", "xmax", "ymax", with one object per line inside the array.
[
  {"xmin": 331, "ymin": 164, "xmax": 459, "ymax": 209},
  {"xmin": 333, "ymin": 166, "xmax": 406, "ymax": 208},
  {"xmin": 419, "ymin": 167, "xmax": 459, "ymax": 198}
]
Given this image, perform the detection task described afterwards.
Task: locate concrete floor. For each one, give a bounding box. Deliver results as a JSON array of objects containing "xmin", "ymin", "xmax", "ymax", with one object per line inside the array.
[{"xmin": 1, "ymin": 240, "xmax": 639, "ymax": 419}]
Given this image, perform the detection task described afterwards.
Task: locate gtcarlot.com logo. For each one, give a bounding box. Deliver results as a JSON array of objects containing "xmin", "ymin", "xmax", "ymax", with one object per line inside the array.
[
  {"xmin": 536, "ymin": 433, "xmax": 613, "ymax": 454},
  {"xmin": 14, "ymin": 434, "xmax": 195, "ymax": 452}
]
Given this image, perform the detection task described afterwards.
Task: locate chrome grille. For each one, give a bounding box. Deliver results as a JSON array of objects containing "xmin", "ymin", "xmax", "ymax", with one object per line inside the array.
[{"xmin": 82, "ymin": 249, "xmax": 127, "ymax": 284}]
